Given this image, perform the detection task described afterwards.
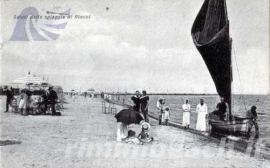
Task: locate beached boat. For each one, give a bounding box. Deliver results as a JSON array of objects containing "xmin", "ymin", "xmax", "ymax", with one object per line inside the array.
[{"xmin": 191, "ymin": 0, "xmax": 250, "ymax": 135}]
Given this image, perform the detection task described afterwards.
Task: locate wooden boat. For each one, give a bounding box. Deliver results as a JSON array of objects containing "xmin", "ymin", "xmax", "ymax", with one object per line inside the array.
[{"xmin": 191, "ymin": 0, "xmax": 250, "ymax": 135}]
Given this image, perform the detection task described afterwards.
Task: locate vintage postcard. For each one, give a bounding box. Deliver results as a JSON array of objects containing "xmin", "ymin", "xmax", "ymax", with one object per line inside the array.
[{"xmin": 0, "ymin": 0, "xmax": 269, "ymax": 167}]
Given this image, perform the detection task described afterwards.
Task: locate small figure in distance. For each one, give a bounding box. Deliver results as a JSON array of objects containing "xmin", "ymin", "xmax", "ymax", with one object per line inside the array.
[{"xmin": 164, "ymin": 106, "xmax": 170, "ymax": 126}]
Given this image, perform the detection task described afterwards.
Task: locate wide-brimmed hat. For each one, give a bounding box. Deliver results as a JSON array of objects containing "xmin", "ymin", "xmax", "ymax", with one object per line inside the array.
[{"xmin": 141, "ymin": 122, "xmax": 150, "ymax": 130}]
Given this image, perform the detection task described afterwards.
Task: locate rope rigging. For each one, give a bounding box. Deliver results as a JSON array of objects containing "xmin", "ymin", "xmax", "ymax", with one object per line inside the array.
[{"xmin": 232, "ymin": 44, "xmax": 247, "ymax": 111}]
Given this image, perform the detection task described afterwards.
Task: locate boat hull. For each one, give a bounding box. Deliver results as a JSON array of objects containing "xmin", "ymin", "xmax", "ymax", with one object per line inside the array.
[{"xmin": 209, "ymin": 115, "xmax": 250, "ymax": 136}]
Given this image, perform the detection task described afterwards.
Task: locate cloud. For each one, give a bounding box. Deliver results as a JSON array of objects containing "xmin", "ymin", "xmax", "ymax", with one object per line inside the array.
[{"xmin": 1, "ymin": 0, "xmax": 269, "ymax": 94}]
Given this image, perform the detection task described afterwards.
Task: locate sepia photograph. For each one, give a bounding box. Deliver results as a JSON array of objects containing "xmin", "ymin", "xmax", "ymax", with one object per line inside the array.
[{"xmin": 0, "ymin": 0, "xmax": 269, "ymax": 167}]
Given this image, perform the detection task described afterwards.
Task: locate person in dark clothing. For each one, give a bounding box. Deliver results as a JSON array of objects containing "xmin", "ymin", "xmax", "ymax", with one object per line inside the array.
[
  {"xmin": 101, "ymin": 92, "xmax": 104, "ymax": 99},
  {"xmin": 47, "ymin": 86, "xmax": 58, "ymax": 116},
  {"xmin": 140, "ymin": 90, "xmax": 149, "ymax": 122},
  {"xmin": 38, "ymin": 90, "xmax": 48, "ymax": 114},
  {"xmin": 246, "ymin": 106, "xmax": 259, "ymax": 135},
  {"xmin": 4, "ymin": 86, "xmax": 14, "ymax": 112},
  {"xmin": 213, "ymin": 97, "xmax": 229, "ymax": 121},
  {"xmin": 129, "ymin": 91, "xmax": 141, "ymax": 112}
]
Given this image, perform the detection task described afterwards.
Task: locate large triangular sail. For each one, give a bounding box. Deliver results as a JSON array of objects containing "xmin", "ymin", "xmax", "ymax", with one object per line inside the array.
[{"xmin": 191, "ymin": 0, "xmax": 232, "ymax": 115}]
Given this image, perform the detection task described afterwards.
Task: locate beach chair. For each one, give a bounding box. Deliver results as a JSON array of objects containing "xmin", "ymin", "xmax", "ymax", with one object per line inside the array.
[
  {"xmin": 102, "ymin": 101, "xmax": 110, "ymax": 114},
  {"xmin": 109, "ymin": 102, "xmax": 117, "ymax": 115}
]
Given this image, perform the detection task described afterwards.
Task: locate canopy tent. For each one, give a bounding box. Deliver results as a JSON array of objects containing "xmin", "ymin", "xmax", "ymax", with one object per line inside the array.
[{"xmin": 11, "ymin": 72, "xmax": 50, "ymax": 89}]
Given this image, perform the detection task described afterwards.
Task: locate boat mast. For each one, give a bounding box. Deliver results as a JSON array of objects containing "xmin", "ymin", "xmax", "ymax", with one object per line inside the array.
[
  {"xmin": 226, "ymin": 0, "xmax": 232, "ymax": 121},
  {"xmin": 229, "ymin": 39, "xmax": 233, "ymax": 121}
]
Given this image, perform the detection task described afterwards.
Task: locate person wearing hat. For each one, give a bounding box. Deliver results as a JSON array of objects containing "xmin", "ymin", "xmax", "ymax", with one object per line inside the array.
[
  {"xmin": 246, "ymin": 106, "xmax": 259, "ymax": 135},
  {"xmin": 138, "ymin": 122, "xmax": 153, "ymax": 143},
  {"xmin": 157, "ymin": 97, "xmax": 166, "ymax": 125},
  {"xmin": 47, "ymin": 86, "xmax": 58, "ymax": 116},
  {"xmin": 3, "ymin": 86, "xmax": 14, "ymax": 113}
]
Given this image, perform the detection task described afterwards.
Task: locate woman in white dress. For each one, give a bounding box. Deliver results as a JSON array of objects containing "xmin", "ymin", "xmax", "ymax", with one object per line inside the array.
[
  {"xmin": 196, "ymin": 99, "xmax": 208, "ymax": 131},
  {"xmin": 163, "ymin": 106, "xmax": 170, "ymax": 125},
  {"xmin": 156, "ymin": 98, "xmax": 166, "ymax": 125},
  {"xmin": 19, "ymin": 90, "xmax": 28, "ymax": 116},
  {"xmin": 116, "ymin": 122, "xmax": 128, "ymax": 142},
  {"xmin": 182, "ymin": 99, "xmax": 191, "ymax": 129}
]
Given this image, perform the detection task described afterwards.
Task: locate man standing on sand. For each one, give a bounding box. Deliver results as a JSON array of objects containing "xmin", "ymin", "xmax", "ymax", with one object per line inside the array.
[
  {"xmin": 215, "ymin": 97, "xmax": 229, "ymax": 121},
  {"xmin": 3, "ymin": 86, "xmax": 14, "ymax": 113},
  {"xmin": 129, "ymin": 91, "xmax": 141, "ymax": 112},
  {"xmin": 246, "ymin": 106, "xmax": 259, "ymax": 135},
  {"xmin": 47, "ymin": 86, "xmax": 58, "ymax": 116},
  {"xmin": 140, "ymin": 90, "xmax": 149, "ymax": 122}
]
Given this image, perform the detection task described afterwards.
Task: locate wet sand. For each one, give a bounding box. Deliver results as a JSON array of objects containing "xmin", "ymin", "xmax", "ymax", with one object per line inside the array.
[{"xmin": 0, "ymin": 96, "xmax": 269, "ymax": 168}]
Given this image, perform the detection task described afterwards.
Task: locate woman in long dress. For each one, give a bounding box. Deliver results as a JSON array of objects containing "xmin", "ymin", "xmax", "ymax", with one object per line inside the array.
[
  {"xmin": 156, "ymin": 98, "xmax": 166, "ymax": 125},
  {"xmin": 116, "ymin": 122, "xmax": 128, "ymax": 142},
  {"xmin": 19, "ymin": 90, "xmax": 28, "ymax": 116},
  {"xmin": 196, "ymin": 99, "xmax": 208, "ymax": 131},
  {"xmin": 182, "ymin": 99, "xmax": 191, "ymax": 129}
]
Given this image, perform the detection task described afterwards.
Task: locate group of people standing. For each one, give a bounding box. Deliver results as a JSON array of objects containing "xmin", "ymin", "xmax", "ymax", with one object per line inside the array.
[
  {"xmin": 185, "ymin": 98, "xmax": 209, "ymax": 131},
  {"xmin": 116, "ymin": 91, "xmax": 259, "ymax": 142},
  {"xmin": 128, "ymin": 90, "xmax": 150, "ymax": 122},
  {"xmin": 3, "ymin": 86, "xmax": 58, "ymax": 116},
  {"xmin": 116, "ymin": 90, "xmax": 151, "ymax": 143},
  {"xmin": 156, "ymin": 97, "xmax": 209, "ymax": 131}
]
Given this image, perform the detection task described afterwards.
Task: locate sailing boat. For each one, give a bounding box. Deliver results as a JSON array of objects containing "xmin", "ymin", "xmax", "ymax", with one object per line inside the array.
[{"xmin": 191, "ymin": 0, "xmax": 249, "ymax": 135}]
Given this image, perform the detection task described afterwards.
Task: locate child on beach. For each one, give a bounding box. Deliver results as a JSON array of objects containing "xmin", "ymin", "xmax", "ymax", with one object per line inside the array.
[
  {"xmin": 18, "ymin": 90, "xmax": 28, "ymax": 116},
  {"xmin": 138, "ymin": 122, "xmax": 154, "ymax": 143},
  {"xmin": 157, "ymin": 97, "xmax": 166, "ymax": 125},
  {"xmin": 124, "ymin": 130, "xmax": 143, "ymax": 145},
  {"xmin": 164, "ymin": 106, "xmax": 170, "ymax": 125}
]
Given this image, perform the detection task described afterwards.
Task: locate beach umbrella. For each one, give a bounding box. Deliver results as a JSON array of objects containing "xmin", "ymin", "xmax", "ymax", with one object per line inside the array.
[
  {"xmin": 87, "ymin": 88, "xmax": 95, "ymax": 93},
  {"xmin": 114, "ymin": 109, "xmax": 144, "ymax": 125}
]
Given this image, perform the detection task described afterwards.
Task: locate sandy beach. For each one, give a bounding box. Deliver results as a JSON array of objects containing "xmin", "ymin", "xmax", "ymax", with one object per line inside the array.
[{"xmin": 0, "ymin": 96, "xmax": 269, "ymax": 168}]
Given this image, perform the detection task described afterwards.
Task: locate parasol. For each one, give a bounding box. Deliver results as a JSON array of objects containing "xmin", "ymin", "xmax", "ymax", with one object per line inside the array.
[{"xmin": 114, "ymin": 109, "xmax": 144, "ymax": 125}]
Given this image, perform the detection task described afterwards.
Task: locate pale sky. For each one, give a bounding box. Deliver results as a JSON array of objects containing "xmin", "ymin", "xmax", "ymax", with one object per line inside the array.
[{"xmin": 0, "ymin": 0, "xmax": 269, "ymax": 94}]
